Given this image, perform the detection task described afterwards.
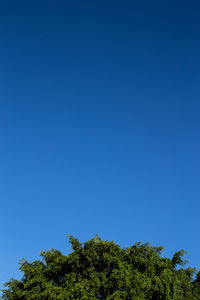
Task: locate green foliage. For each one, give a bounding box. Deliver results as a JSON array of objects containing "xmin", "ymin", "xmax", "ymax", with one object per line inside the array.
[{"xmin": 2, "ymin": 236, "xmax": 200, "ymax": 299}]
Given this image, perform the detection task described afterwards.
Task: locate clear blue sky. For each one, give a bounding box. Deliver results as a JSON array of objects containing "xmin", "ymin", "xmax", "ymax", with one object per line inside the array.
[{"xmin": 0, "ymin": 0, "xmax": 199, "ymax": 287}]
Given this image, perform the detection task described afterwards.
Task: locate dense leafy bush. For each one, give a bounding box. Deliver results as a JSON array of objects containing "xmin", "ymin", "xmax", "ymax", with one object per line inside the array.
[{"xmin": 2, "ymin": 235, "xmax": 200, "ymax": 299}]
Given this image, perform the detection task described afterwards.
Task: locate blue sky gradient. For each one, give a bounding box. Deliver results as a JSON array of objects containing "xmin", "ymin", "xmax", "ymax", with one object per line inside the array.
[{"xmin": 0, "ymin": 0, "xmax": 200, "ymax": 287}]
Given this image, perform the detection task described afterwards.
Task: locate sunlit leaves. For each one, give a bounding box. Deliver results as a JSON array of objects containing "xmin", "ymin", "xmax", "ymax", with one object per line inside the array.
[{"xmin": 2, "ymin": 236, "xmax": 200, "ymax": 299}]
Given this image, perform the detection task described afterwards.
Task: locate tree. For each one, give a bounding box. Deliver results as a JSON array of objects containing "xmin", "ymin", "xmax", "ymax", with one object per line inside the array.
[{"xmin": 2, "ymin": 235, "xmax": 200, "ymax": 299}]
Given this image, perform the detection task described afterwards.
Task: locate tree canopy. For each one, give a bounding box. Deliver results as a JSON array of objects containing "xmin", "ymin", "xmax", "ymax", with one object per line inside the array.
[{"xmin": 2, "ymin": 235, "xmax": 200, "ymax": 299}]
